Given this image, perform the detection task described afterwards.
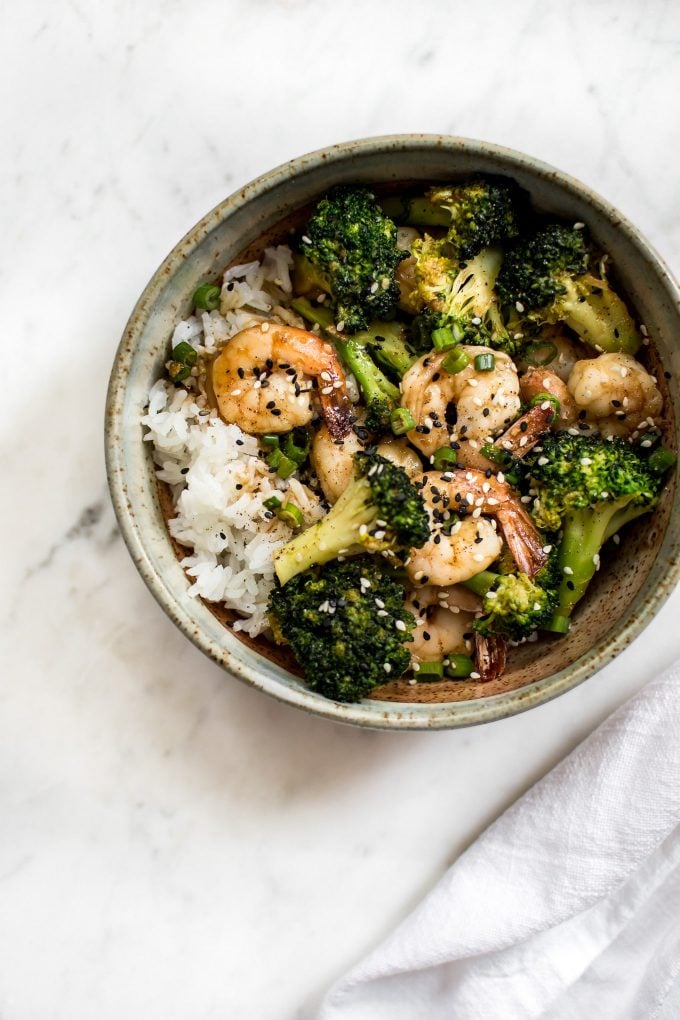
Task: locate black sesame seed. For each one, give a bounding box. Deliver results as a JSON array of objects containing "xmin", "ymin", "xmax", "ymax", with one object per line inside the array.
[
  {"xmin": 483, "ymin": 408, "xmax": 490, "ymax": 418},
  {"xmin": 236, "ymin": 439, "xmax": 244, "ymax": 446},
  {"xmin": 271, "ymin": 408, "xmax": 282, "ymax": 416},
  {"xmin": 180, "ymin": 467, "xmax": 189, "ymax": 474},
  {"xmin": 520, "ymin": 420, "xmax": 528, "ymax": 432},
  {"xmin": 235, "ymin": 484, "xmax": 243, "ymax": 490},
  {"xmin": 266, "ymin": 400, "xmax": 275, "ymax": 409},
  {"xmin": 237, "ymin": 367, "xmax": 245, "ymax": 379},
  {"xmin": 423, "ymin": 631, "xmax": 431, "ymax": 641}
]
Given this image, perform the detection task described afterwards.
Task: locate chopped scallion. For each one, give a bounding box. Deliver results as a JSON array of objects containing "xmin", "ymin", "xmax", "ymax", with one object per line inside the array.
[
  {"xmin": 442, "ymin": 349, "xmax": 470, "ymax": 374},
  {"xmin": 391, "ymin": 407, "xmax": 416, "ymax": 435},
  {"xmin": 445, "ymin": 655, "xmax": 475, "ymax": 678},
  {"xmin": 474, "ymin": 353, "xmax": 495, "ymax": 372},
  {"xmin": 192, "ymin": 283, "xmax": 221, "ymax": 311}
]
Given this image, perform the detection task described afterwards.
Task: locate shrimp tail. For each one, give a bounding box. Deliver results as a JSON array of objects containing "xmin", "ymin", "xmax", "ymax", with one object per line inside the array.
[
  {"xmin": 474, "ymin": 632, "xmax": 507, "ymax": 682},
  {"xmin": 320, "ymin": 388, "xmax": 353, "ymax": 439},
  {"xmin": 497, "ymin": 504, "xmax": 548, "ymax": 578},
  {"xmin": 495, "ymin": 404, "xmax": 555, "ymax": 460}
]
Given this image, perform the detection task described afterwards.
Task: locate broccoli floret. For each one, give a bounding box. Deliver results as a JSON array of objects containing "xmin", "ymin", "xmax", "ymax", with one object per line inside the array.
[
  {"xmin": 299, "ymin": 186, "xmax": 406, "ymax": 333},
  {"xmin": 525, "ymin": 432, "xmax": 665, "ymax": 631},
  {"xmin": 426, "ymin": 178, "xmax": 522, "ymax": 259},
  {"xmin": 410, "ymin": 243, "xmax": 514, "ymax": 351},
  {"xmin": 268, "ymin": 557, "xmax": 415, "ymax": 702},
  {"xmin": 470, "ymin": 551, "xmax": 560, "ymax": 642},
  {"xmin": 382, "ymin": 177, "xmax": 522, "ymax": 259},
  {"xmin": 496, "ymin": 224, "xmax": 640, "ymax": 354},
  {"xmin": 273, "ymin": 451, "xmax": 430, "ymax": 585}
]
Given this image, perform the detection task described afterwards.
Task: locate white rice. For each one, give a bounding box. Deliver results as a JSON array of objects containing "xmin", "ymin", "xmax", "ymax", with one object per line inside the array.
[{"xmin": 141, "ymin": 246, "xmax": 324, "ymax": 637}]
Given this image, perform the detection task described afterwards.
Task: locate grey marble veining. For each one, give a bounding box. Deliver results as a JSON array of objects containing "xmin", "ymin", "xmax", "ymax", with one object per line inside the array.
[{"xmin": 2, "ymin": 1, "xmax": 680, "ymax": 1017}]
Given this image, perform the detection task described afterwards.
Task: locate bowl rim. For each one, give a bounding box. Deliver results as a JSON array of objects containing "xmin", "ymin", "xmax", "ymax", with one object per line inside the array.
[{"xmin": 105, "ymin": 132, "xmax": 680, "ymax": 730}]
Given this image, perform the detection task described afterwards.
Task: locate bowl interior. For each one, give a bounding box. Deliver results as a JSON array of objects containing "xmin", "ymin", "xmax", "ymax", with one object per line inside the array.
[{"xmin": 106, "ymin": 136, "xmax": 680, "ymax": 728}]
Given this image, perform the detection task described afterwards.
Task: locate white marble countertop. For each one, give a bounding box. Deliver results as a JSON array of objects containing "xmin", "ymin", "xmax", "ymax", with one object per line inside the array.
[{"xmin": 3, "ymin": 1, "xmax": 680, "ymax": 1016}]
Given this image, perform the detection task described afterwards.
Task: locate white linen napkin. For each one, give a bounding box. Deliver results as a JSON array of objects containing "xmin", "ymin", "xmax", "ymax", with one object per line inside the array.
[{"xmin": 317, "ymin": 664, "xmax": 680, "ymax": 1020}]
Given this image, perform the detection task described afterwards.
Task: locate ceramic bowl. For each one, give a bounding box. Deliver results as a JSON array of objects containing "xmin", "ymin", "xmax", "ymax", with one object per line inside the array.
[{"xmin": 105, "ymin": 135, "xmax": 680, "ymax": 730}]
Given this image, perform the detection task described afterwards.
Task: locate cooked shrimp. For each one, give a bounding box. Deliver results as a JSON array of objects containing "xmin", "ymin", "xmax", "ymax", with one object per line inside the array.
[
  {"xmin": 401, "ymin": 346, "xmax": 521, "ymax": 468},
  {"xmin": 211, "ymin": 323, "xmax": 352, "ymax": 438},
  {"xmin": 407, "ymin": 515, "xmax": 502, "ymax": 587},
  {"xmin": 405, "ymin": 585, "xmax": 481, "ymax": 662},
  {"xmin": 567, "ymin": 352, "xmax": 662, "ymax": 433},
  {"xmin": 519, "ymin": 368, "xmax": 578, "ymax": 428},
  {"xmin": 407, "ymin": 469, "xmax": 547, "ymax": 584},
  {"xmin": 310, "ymin": 424, "xmax": 422, "ymax": 504}
]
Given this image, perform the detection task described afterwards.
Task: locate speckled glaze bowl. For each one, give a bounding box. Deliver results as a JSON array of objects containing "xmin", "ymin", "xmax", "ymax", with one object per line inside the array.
[{"xmin": 105, "ymin": 135, "xmax": 680, "ymax": 729}]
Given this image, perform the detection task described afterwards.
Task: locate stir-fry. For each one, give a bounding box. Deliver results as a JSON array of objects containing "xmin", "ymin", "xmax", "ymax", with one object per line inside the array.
[{"xmin": 151, "ymin": 178, "xmax": 675, "ymax": 703}]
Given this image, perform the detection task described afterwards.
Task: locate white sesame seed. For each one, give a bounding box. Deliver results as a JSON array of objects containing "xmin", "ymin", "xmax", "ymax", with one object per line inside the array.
[
  {"xmin": 482, "ymin": 482, "xmax": 490, "ymax": 493},
  {"xmin": 468, "ymin": 378, "xmax": 479, "ymax": 387},
  {"xmin": 377, "ymin": 609, "xmax": 388, "ymax": 618},
  {"xmin": 541, "ymin": 401, "xmax": 551, "ymax": 411},
  {"xmin": 537, "ymin": 456, "xmax": 549, "ymax": 466},
  {"xmin": 521, "ymin": 495, "xmax": 532, "ymax": 504},
  {"xmin": 568, "ymin": 428, "xmax": 579, "ymax": 436},
  {"xmin": 473, "ymin": 397, "xmax": 483, "ymax": 407},
  {"xmin": 573, "ymin": 221, "xmax": 585, "ymax": 230},
  {"xmin": 593, "ymin": 554, "xmax": 601, "ymax": 568},
  {"xmin": 487, "ymin": 497, "xmax": 499, "ymax": 506},
  {"xmin": 320, "ymin": 385, "xmax": 333, "ymax": 395},
  {"xmin": 370, "ymin": 281, "xmax": 379, "ymax": 294},
  {"xmin": 320, "ymin": 370, "xmax": 332, "ymax": 381},
  {"xmin": 563, "ymin": 566, "xmax": 574, "ymax": 575},
  {"xmin": 515, "ymin": 301, "xmax": 525, "ymax": 313},
  {"xmin": 408, "ymin": 677, "xmax": 418, "ymax": 685},
  {"xmin": 613, "ymin": 534, "xmax": 621, "ymax": 545},
  {"xmin": 471, "ymin": 316, "xmax": 482, "ymax": 325},
  {"xmin": 336, "ymin": 321, "xmax": 345, "ymax": 332},
  {"xmin": 580, "ymin": 457, "xmax": 592, "ymax": 465},
  {"xmin": 230, "ymin": 389, "xmax": 242, "ymax": 396},
  {"xmin": 381, "ymin": 277, "xmax": 390, "ymax": 290},
  {"xmin": 261, "ymin": 321, "xmax": 270, "ymax": 333},
  {"xmin": 470, "ymin": 671, "xmax": 481, "ymax": 679},
  {"xmin": 395, "ymin": 619, "xmax": 406, "ymax": 632},
  {"xmin": 542, "ymin": 545, "xmax": 552, "ymax": 553},
  {"xmin": 472, "ymin": 507, "xmax": 482, "ymax": 518},
  {"xmin": 496, "ymin": 471, "xmax": 505, "ymax": 484},
  {"xmin": 519, "ymin": 436, "xmax": 528, "ymax": 448},
  {"xmin": 640, "ymin": 324, "xmax": 648, "ymax": 336},
  {"xmin": 533, "ymin": 602, "xmax": 542, "ymax": 611},
  {"xmin": 465, "ymin": 493, "xmax": 474, "ymax": 505},
  {"xmin": 383, "ymin": 662, "xmax": 392, "ymax": 673},
  {"xmin": 640, "ymin": 439, "xmax": 653, "ymax": 448},
  {"xmin": 301, "ymin": 235, "xmax": 311, "ymax": 244},
  {"xmin": 473, "ymin": 552, "xmax": 484, "ymax": 561}
]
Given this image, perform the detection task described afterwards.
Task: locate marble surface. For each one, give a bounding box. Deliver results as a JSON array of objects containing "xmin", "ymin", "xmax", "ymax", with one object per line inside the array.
[{"xmin": 3, "ymin": 1, "xmax": 680, "ymax": 1016}]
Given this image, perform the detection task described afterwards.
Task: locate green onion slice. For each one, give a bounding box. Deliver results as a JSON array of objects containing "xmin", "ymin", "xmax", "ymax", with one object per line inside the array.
[
  {"xmin": 524, "ymin": 341, "xmax": 557, "ymax": 367},
  {"xmin": 172, "ymin": 341, "xmax": 198, "ymax": 366},
  {"xmin": 432, "ymin": 327, "xmax": 457, "ymax": 352},
  {"xmin": 263, "ymin": 494, "xmax": 283, "ymax": 511},
  {"xmin": 432, "ymin": 446, "xmax": 459, "ymax": 470},
  {"xmin": 444, "ymin": 655, "xmax": 475, "ymax": 678},
  {"xmin": 415, "ymin": 661, "xmax": 444, "ymax": 680},
  {"xmin": 391, "ymin": 407, "xmax": 416, "ymax": 435},
  {"xmin": 282, "ymin": 427, "xmax": 311, "ymax": 466},
  {"xmin": 529, "ymin": 392, "xmax": 561, "ymax": 416},
  {"xmin": 442, "ymin": 349, "xmax": 470, "ymax": 375},
  {"xmin": 276, "ymin": 502, "xmax": 304, "ymax": 529},
  {"xmin": 474, "ymin": 353, "xmax": 495, "ymax": 372},
  {"xmin": 167, "ymin": 361, "xmax": 190, "ymax": 383},
  {"xmin": 193, "ymin": 283, "xmax": 221, "ymax": 311}
]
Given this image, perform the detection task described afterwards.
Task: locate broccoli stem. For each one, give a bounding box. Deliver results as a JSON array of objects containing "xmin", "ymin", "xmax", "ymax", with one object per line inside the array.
[
  {"xmin": 273, "ymin": 478, "xmax": 377, "ymax": 585},
  {"xmin": 462, "ymin": 570, "xmax": 499, "ymax": 597},
  {"xmin": 354, "ymin": 322, "xmax": 417, "ymax": 378},
  {"xmin": 559, "ymin": 276, "xmax": 640, "ymax": 355},
  {"xmin": 547, "ymin": 499, "xmax": 652, "ymax": 632}
]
